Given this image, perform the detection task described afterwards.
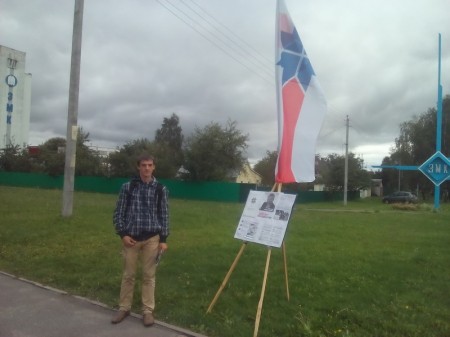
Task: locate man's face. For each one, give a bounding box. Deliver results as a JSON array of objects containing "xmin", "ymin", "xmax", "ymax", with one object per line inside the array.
[{"xmin": 138, "ymin": 159, "xmax": 155, "ymax": 180}]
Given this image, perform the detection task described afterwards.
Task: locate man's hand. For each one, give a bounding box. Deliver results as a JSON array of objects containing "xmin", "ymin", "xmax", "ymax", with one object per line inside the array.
[
  {"xmin": 122, "ymin": 235, "xmax": 136, "ymax": 247},
  {"xmin": 159, "ymin": 242, "xmax": 168, "ymax": 252}
]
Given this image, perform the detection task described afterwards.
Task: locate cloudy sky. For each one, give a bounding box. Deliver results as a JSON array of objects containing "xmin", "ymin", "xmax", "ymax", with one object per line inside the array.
[{"xmin": 2, "ymin": 0, "xmax": 449, "ymax": 169}]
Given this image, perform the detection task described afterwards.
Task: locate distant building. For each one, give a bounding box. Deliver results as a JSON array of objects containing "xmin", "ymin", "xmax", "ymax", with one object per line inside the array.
[
  {"xmin": 235, "ymin": 162, "xmax": 262, "ymax": 185},
  {"xmin": 87, "ymin": 145, "xmax": 117, "ymax": 158},
  {"xmin": 371, "ymin": 179, "xmax": 383, "ymax": 197},
  {"xmin": 0, "ymin": 45, "xmax": 32, "ymax": 149},
  {"xmin": 314, "ymin": 184, "xmax": 325, "ymax": 191},
  {"xmin": 176, "ymin": 162, "xmax": 262, "ymax": 184}
]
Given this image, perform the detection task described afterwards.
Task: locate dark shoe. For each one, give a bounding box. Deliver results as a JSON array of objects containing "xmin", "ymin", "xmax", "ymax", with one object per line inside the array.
[
  {"xmin": 111, "ymin": 310, "xmax": 130, "ymax": 324},
  {"xmin": 143, "ymin": 312, "xmax": 154, "ymax": 327}
]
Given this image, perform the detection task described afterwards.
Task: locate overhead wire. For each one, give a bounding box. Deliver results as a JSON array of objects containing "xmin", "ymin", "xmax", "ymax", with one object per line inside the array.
[
  {"xmin": 156, "ymin": 0, "xmax": 275, "ymax": 85},
  {"xmin": 156, "ymin": 0, "xmax": 360, "ymax": 152},
  {"xmin": 186, "ymin": 0, "xmax": 274, "ymax": 68}
]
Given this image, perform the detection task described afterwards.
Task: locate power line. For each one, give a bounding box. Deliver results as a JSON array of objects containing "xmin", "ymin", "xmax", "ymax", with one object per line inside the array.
[
  {"xmin": 187, "ymin": 0, "xmax": 274, "ymax": 68},
  {"xmin": 156, "ymin": 0, "xmax": 353, "ymax": 125},
  {"xmin": 156, "ymin": 0, "xmax": 274, "ymax": 85},
  {"xmin": 178, "ymin": 0, "xmax": 274, "ymax": 78}
]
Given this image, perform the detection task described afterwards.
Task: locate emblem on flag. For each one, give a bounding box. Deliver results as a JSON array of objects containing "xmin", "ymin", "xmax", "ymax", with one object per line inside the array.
[{"xmin": 275, "ymin": 0, "xmax": 327, "ymax": 183}]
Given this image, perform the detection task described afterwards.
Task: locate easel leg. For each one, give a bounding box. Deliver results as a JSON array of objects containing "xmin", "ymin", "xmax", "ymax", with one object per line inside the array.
[
  {"xmin": 273, "ymin": 183, "xmax": 290, "ymax": 300},
  {"xmin": 206, "ymin": 242, "xmax": 247, "ymax": 314},
  {"xmin": 253, "ymin": 248, "xmax": 272, "ymax": 337},
  {"xmin": 282, "ymin": 241, "xmax": 290, "ymax": 301}
]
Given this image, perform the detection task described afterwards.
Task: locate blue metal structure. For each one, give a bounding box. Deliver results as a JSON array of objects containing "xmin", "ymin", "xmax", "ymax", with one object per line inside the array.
[{"xmin": 374, "ymin": 34, "xmax": 449, "ymax": 209}]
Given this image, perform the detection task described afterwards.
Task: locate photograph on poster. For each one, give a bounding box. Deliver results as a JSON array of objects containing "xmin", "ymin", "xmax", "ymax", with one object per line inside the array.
[{"xmin": 234, "ymin": 190, "xmax": 296, "ymax": 248}]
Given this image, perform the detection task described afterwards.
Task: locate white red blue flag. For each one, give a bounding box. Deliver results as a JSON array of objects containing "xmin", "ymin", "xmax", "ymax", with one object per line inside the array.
[{"xmin": 275, "ymin": 0, "xmax": 327, "ymax": 183}]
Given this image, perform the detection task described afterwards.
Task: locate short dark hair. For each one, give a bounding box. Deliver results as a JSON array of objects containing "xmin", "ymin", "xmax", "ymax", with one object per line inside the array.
[{"xmin": 136, "ymin": 153, "xmax": 155, "ymax": 166}]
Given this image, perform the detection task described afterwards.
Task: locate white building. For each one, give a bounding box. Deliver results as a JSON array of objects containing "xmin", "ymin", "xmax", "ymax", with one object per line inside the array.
[{"xmin": 0, "ymin": 45, "xmax": 32, "ymax": 149}]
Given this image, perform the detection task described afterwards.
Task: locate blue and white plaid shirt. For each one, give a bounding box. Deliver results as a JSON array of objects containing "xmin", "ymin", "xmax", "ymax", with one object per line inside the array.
[{"xmin": 113, "ymin": 178, "xmax": 169, "ymax": 242}]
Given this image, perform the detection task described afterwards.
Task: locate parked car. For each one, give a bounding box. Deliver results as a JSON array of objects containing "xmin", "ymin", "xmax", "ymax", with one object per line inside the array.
[{"xmin": 382, "ymin": 191, "xmax": 418, "ymax": 204}]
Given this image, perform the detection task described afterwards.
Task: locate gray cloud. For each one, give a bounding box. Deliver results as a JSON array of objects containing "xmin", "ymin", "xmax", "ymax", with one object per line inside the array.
[{"xmin": 1, "ymin": 0, "xmax": 449, "ymax": 169}]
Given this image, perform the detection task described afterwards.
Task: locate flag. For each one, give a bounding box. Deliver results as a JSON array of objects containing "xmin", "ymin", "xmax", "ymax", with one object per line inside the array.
[{"xmin": 275, "ymin": 0, "xmax": 327, "ymax": 183}]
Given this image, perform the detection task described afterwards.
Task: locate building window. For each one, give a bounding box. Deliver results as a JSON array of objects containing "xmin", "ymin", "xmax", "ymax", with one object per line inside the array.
[{"xmin": 8, "ymin": 58, "xmax": 17, "ymax": 69}]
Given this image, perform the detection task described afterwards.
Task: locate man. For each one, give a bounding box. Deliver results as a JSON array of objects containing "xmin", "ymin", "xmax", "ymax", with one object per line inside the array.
[
  {"xmin": 111, "ymin": 154, "xmax": 169, "ymax": 327},
  {"xmin": 259, "ymin": 193, "xmax": 275, "ymax": 212}
]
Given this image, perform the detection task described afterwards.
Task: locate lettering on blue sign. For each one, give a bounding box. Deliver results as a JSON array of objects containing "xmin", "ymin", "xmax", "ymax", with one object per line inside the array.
[
  {"xmin": 6, "ymin": 103, "xmax": 13, "ymax": 112},
  {"xmin": 427, "ymin": 163, "xmax": 449, "ymax": 174}
]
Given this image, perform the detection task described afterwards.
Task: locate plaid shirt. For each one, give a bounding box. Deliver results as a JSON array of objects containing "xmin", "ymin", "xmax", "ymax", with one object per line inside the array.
[{"xmin": 113, "ymin": 178, "xmax": 169, "ymax": 242}]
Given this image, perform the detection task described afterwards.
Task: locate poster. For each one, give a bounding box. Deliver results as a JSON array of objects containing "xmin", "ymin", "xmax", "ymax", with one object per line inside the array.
[{"xmin": 234, "ymin": 190, "xmax": 297, "ymax": 248}]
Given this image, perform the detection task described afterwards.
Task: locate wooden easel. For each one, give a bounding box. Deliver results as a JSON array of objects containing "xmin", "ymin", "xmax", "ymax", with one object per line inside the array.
[{"xmin": 206, "ymin": 183, "xmax": 290, "ymax": 337}]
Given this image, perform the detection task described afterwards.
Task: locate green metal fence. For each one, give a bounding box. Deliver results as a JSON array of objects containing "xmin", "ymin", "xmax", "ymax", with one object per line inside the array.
[{"xmin": 0, "ymin": 172, "xmax": 359, "ymax": 203}]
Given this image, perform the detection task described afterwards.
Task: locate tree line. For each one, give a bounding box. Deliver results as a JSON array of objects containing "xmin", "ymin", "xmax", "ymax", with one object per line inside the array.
[
  {"xmin": 0, "ymin": 114, "xmax": 249, "ymax": 182},
  {"xmin": 0, "ymin": 113, "xmax": 366, "ymax": 191},
  {"xmin": 2, "ymin": 95, "xmax": 449, "ymax": 195},
  {"xmin": 254, "ymin": 150, "xmax": 373, "ymax": 192},
  {"xmin": 0, "ymin": 112, "xmax": 373, "ymax": 191}
]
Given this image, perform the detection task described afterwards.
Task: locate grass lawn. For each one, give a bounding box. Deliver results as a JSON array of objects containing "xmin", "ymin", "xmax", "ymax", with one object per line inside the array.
[{"xmin": 0, "ymin": 186, "xmax": 449, "ymax": 337}]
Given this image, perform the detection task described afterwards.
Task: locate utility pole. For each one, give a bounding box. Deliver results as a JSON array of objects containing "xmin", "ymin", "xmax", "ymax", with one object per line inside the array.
[
  {"xmin": 62, "ymin": 0, "xmax": 84, "ymax": 217},
  {"xmin": 343, "ymin": 115, "xmax": 349, "ymax": 206}
]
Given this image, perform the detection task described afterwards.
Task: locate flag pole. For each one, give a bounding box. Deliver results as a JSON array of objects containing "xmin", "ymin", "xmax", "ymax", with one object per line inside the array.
[
  {"xmin": 278, "ymin": 184, "xmax": 290, "ymax": 300},
  {"xmin": 273, "ymin": 182, "xmax": 290, "ymax": 300}
]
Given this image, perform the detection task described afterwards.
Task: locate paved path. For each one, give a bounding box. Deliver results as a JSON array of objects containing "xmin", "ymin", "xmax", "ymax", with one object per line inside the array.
[{"xmin": 0, "ymin": 271, "xmax": 207, "ymax": 337}]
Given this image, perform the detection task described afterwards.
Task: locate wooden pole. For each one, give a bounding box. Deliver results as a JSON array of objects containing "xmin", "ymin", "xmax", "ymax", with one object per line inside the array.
[
  {"xmin": 274, "ymin": 183, "xmax": 289, "ymax": 299},
  {"xmin": 282, "ymin": 241, "xmax": 290, "ymax": 300},
  {"xmin": 253, "ymin": 248, "xmax": 272, "ymax": 337},
  {"xmin": 206, "ymin": 242, "xmax": 247, "ymax": 313}
]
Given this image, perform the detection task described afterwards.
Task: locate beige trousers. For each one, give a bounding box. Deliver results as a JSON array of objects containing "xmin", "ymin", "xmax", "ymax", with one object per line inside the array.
[{"xmin": 119, "ymin": 235, "xmax": 159, "ymax": 314}]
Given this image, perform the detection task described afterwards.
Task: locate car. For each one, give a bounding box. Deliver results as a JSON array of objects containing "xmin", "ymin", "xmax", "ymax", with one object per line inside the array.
[{"xmin": 382, "ymin": 191, "xmax": 418, "ymax": 204}]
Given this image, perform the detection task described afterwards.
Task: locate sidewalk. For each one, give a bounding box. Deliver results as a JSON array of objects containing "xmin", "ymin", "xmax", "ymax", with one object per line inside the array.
[{"xmin": 0, "ymin": 271, "xmax": 207, "ymax": 337}]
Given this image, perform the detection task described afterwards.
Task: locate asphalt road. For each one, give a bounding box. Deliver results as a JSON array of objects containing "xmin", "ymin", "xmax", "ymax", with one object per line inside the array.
[{"xmin": 0, "ymin": 271, "xmax": 207, "ymax": 337}]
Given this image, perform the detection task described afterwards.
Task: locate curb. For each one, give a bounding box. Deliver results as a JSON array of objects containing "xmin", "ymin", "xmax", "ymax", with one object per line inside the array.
[{"xmin": 0, "ymin": 271, "xmax": 208, "ymax": 337}]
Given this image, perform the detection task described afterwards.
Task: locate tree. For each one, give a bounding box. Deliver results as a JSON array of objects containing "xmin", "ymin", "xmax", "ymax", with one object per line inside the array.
[
  {"xmin": 0, "ymin": 144, "xmax": 34, "ymax": 172},
  {"xmin": 183, "ymin": 120, "xmax": 249, "ymax": 181},
  {"xmin": 38, "ymin": 137, "xmax": 66, "ymax": 176},
  {"xmin": 155, "ymin": 113, "xmax": 184, "ymax": 152},
  {"xmin": 153, "ymin": 142, "xmax": 184, "ymax": 179},
  {"xmin": 321, "ymin": 153, "xmax": 371, "ymax": 191},
  {"xmin": 384, "ymin": 95, "xmax": 450, "ymax": 197},
  {"xmin": 254, "ymin": 150, "xmax": 278, "ymax": 186},
  {"xmin": 379, "ymin": 156, "xmax": 399, "ymax": 194},
  {"xmin": 108, "ymin": 115, "xmax": 185, "ymax": 179},
  {"xmin": 74, "ymin": 127, "xmax": 103, "ymax": 176},
  {"xmin": 108, "ymin": 138, "xmax": 156, "ymax": 178},
  {"xmin": 33, "ymin": 128, "xmax": 102, "ymax": 177},
  {"xmin": 154, "ymin": 113, "xmax": 184, "ymax": 178}
]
